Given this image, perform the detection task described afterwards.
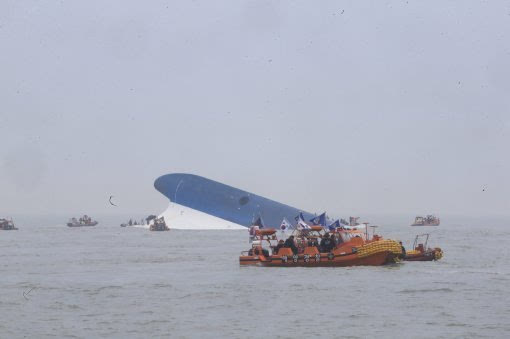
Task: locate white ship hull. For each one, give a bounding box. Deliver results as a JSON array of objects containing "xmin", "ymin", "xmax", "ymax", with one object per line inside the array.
[{"xmin": 158, "ymin": 202, "xmax": 245, "ymax": 230}]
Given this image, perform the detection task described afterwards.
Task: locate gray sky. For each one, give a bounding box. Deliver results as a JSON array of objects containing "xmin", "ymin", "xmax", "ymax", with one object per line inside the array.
[{"xmin": 1, "ymin": 0, "xmax": 509, "ymax": 217}]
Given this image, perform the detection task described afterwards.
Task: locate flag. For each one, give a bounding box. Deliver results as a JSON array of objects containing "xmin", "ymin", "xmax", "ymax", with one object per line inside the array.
[
  {"xmin": 349, "ymin": 216, "xmax": 360, "ymax": 226},
  {"xmin": 252, "ymin": 216, "xmax": 265, "ymax": 228},
  {"xmin": 310, "ymin": 212, "xmax": 327, "ymax": 226},
  {"xmin": 328, "ymin": 219, "xmax": 341, "ymax": 231},
  {"xmin": 297, "ymin": 219, "xmax": 310, "ymax": 230},
  {"xmin": 295, "ymin": 212, "xmax": 306, "ymax": 222},
  {"xmin": 248, "ymin": 225, "xmax": 259, "ymax": 242},
  {"xmin": 280, "ymin": 218, "xmax": 293, "ymax": 231},
  {"xmin": 295, "ymin": 212, "xmax": 310, "ymax": 230}
]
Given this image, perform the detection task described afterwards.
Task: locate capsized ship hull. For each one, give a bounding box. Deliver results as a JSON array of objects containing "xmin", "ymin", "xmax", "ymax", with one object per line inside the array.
[{"xmin": 154, "ymin": 173, "xmax": 316, "ymax": 230}]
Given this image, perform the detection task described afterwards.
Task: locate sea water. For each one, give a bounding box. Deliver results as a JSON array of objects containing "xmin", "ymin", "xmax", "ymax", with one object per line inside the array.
[{"xmin": 1, "ymin": 215, "xmax": 509, "ymax": 338}]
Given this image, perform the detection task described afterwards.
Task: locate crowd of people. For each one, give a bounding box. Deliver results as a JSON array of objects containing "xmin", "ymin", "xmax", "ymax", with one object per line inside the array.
[
  {"xmin": 248, "ymin": 230, "xmax": 408, "ymax": 259},
  {"xmin": 272, "ymin": 231, "xmax": 344, "ymax": 255}
]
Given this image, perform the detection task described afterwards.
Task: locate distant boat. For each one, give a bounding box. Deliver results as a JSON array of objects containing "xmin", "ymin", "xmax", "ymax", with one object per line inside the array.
[
  {"xmin": 67, "ymin": 215, "xmax": 98, "ymax": 227},
  {"xmin": 150, "ymin": 216, "xmax": 169, "ymax": 231},
  {"xmin": 120, "ymin": 218, "xmax": 145, "ymax": 227},
  {"xmin": 0, "ymin": 218, "xmax": 18, "ymax": 230},
  {"xmin": 411, "ymin": 215, "xmax": 440, "ymax": 226}
]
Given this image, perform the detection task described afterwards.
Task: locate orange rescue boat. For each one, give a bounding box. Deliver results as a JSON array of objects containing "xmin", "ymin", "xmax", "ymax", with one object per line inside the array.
[
  {"xmin": 240, "ymin": 226, "xmax": 402, "ymax": 267},
  {"xmin": 404, "ymin": 234, "xmax": 443, "ymax": 261}
]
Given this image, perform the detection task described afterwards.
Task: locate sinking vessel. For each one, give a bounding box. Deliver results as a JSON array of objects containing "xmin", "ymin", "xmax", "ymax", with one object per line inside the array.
[
  {"xmin": 0, "ymin": 218, "xmax": 18, "ymax": 230},
  {"xmin": 154, "ymin": 173, "xmax": 318, "ymax": 230},
  {"xmin": 404, "ymin": 234, "xmax": 443, "ymax": 261},
  {"xmin": 239, "ymin": 226, "xmax": 402, "ymax": 267},
  {"xmin": 67, "ymin": 215, "xmax": 98, "ymax": 227},
  {"xmin": 411, "ymin": 215, "xmax": 440, "ymax": 226}
]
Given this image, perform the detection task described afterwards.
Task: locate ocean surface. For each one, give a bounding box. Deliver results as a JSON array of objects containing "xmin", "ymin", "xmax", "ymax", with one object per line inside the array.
[{"xmin": 1, "ymin": 215, "xmax": 509, "ymax": 338}]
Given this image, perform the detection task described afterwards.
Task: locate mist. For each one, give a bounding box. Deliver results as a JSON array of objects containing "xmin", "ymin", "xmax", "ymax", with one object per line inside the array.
[{"xmin": 1, "ymin": 0, "xmax": 509, "ymax": 217}]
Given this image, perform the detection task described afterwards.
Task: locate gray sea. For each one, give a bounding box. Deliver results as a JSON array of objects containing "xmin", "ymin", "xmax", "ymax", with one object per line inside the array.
[{"xmin": 1, "ymin": 215, "xmax": 509, "ymax": 338}]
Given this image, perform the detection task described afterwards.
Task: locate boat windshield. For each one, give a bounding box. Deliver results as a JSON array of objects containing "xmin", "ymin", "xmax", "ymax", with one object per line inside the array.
[{"xmin": 339, "ymin": 230, "xmax": 366, "ymax": 242}]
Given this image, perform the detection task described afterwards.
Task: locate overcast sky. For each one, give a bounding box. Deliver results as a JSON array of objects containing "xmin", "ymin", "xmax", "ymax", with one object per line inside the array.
[{"xmin": 1, "ymin": 0, "xmax": 509, "ymax": 217}]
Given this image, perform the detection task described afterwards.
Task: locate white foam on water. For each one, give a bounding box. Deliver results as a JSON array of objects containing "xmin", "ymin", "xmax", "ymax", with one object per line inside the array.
[{"xmin": 132, "ymin": 224, "xmax": 149, "ymax": 229}]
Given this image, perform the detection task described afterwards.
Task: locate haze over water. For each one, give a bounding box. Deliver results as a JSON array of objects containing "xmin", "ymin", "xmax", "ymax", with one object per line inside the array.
[
  {"xmin": 2, "ymin": 1, "xmax": 510, "ymax": 217},
  {"xmin": 2, "ymin": 1, "xmax": 510, "ymax": 337},
  {"xmin": 1, "ymin": 215, "xmax": 509, "ymax": 338}
]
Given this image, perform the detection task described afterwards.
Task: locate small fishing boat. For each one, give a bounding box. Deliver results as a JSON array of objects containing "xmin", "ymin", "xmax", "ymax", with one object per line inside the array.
[
  {"xmin": 239, "ymin": 226, "xmax": 402, "ymax": 267},
  {"xmin": 411, "ymin": 215, "xmax": 440, "ymax": 226},
  {"xmin": 67, "ymin": 215, "xmax": 98, "ymax": 227},
  {"xmin": 404, "ymin": 234, "xmax": 443, "ymax": 261},
  {"xmin": 120, "ymin": 218, "xmax": 145, "ymax": 227},
  {"xmin": 0, "ymin": 218, "xmax": 18, "ymax": 230},
  {"xmin": 150, "ymin": 216, "xmax": 169, "ymax": 231}
]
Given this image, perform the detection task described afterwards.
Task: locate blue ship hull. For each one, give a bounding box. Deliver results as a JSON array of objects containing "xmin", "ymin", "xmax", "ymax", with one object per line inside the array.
[{"xmin": 154, "ymin": 173, "xmax": 315, "ymax": 228}]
